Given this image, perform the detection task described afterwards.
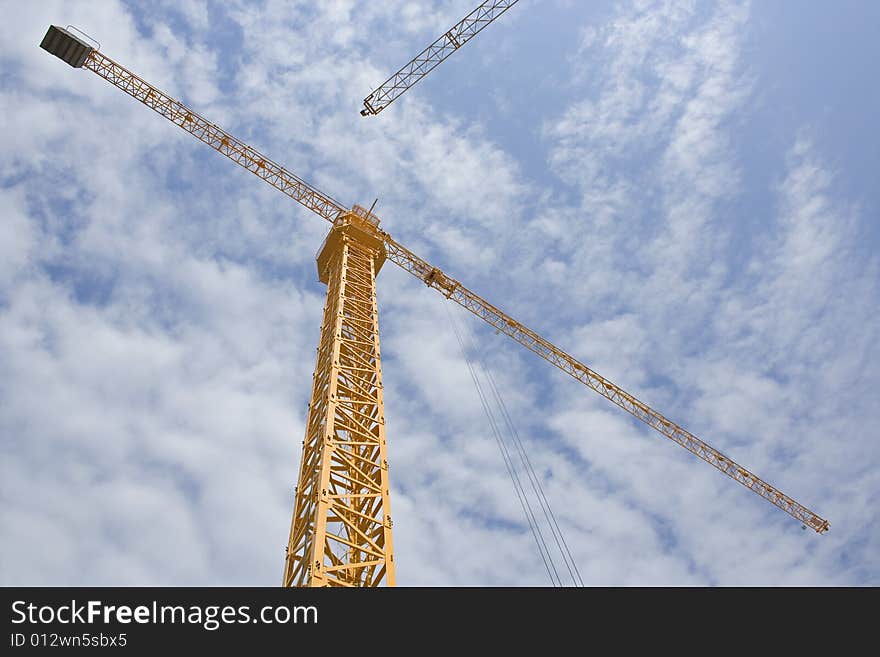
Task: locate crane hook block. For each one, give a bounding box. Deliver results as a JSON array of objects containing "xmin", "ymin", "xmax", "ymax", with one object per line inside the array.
[{"xmin": 40, "ymin": 25, "xmax": 94, "ymax": 68}]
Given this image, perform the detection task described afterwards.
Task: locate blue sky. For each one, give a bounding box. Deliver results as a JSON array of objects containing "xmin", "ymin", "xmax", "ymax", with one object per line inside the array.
[{"xmin": 1, "ymin": 0, "xmax": 878, "ymax": 585}]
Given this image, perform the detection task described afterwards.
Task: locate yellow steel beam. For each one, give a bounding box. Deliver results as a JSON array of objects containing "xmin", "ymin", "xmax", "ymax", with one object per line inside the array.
[
  {"xmin": 284, "ymin": 211, "xmax": 395, "ymax": 587},
  {"xmin": 382, "ymin": 234, "xmax": 831, "ymax": 534},
  {"xmin": 82, "ymin": 50, "xmax": 346, "ymax": 223},
  {"xmin": 52, "ymin": 36, "xmax": 828, "ymax": 564}
]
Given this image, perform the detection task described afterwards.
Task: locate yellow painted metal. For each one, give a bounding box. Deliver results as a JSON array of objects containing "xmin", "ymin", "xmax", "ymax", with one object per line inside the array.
[
  {"xmin": 81, "ymin": 50, "xmax": 346, "ymax": 222},
  {"xmin": 283, "ymin": 208, "xmax": 395, "ymax": 587},
  {"xmin": 62, "ymin": 41, "xmax": 831, "ymax": 583},
  {"xmin": 382, "ymin": 236, "xmax": 831, "ymax": 534}
]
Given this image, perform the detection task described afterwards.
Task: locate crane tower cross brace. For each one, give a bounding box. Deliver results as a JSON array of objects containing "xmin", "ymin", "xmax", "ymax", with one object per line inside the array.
[
  {"xmin": 284, "ymin": 209, "xmax": 395, "ymax": 587},
  {"xmin": 39, "ymin": 24, "xmax": 830, "ymax": 587}
]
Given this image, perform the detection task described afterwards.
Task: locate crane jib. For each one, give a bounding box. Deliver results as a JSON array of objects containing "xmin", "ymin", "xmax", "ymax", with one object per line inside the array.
[
  {"xmin": 39, "ymin": 24, "xmax": 829, "ymax": 537},
  {"xmin": 361, "ymin": 1, "xmax": 520, "ymax": 116},
  {"xmin": 37, "ymin": 27, "xmax": 347, "ymax": 223},
  {"xmin": 381, "ymin": 236, "xmax": 831, "ymax": 535}
]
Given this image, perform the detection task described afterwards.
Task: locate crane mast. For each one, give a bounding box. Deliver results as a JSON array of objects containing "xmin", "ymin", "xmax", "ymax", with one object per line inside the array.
[
  {"xmin": 285, "ymin": 208, "xmax": 395, "ymax": 586},
  {"xmin": 40, "ymin": 23, "xmax": 828, "ymax": 586},
  {"xmin": 361, "ymin": 0, "xmax": 519, "ymax": 116}
]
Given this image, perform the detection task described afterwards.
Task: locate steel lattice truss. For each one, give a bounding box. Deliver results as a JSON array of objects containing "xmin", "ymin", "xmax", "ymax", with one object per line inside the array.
[
  {"xmin": 361, "ymin": 0, "xmax": 519, "ymax": 116},
  {"xmin": 84, "ymin": 52, "xmax": 346, "ymax": 223},
  {"xmin": 81, "ymin": 45, "xmax": 830, "ymax": 539},
  {"xmin": 42, "ymin": 28, "xmax": 830, "ymax": 586},
  {"xmin": 382, "ymin": 237, "xmax": 831, "ymax": 534},
  {"xmin": 284, "ymin": 215, "xmax": 395, "ymax": 586}
]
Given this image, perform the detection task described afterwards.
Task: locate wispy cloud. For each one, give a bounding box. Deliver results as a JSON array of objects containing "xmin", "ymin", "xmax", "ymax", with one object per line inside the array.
[{"xmin": 1, "ymin": 0, "xmax": 877, "ymax": 585}]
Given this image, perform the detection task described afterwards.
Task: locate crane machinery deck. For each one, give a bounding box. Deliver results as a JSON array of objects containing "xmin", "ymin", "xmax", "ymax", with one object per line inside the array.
[{"xmin": 40, "ymin": 22, "xmax": 829, "ymax": 587}]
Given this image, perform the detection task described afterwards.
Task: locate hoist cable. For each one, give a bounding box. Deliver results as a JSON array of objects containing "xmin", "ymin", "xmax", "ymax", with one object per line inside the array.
[
  {"xmin": 472, "ymin": 334, "xmax": 585, "ymax": 586},
  {"xmin": 444, "ymin": 302, "xmax": 561, "ymax": 586}
]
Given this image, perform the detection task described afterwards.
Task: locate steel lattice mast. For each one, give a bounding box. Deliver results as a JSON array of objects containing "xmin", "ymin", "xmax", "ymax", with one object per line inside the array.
[
  {"xmin": 40, "ymin": 25, "xmax": 828, "ymax": 585},
  {"xmin": 360, "ymin": 0, "xmax": 519, "ymax": 116},
  {"xmin": 284, "ymin": 209, "xmax": 395, "ymax": 586}
]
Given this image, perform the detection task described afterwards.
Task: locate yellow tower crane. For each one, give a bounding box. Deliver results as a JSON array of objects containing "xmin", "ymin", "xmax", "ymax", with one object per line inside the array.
[{"xmin": 40, "ymin": 25, "xmax": 829, "ymax": 588}]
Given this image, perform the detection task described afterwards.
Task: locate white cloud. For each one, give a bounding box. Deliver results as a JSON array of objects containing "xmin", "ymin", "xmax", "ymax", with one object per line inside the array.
[{"xmin": 1, "ymin": 0, "xmax": 877, "ymax": 587}]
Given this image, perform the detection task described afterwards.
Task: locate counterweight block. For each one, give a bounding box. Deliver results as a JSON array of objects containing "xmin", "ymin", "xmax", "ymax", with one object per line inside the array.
[{"xmin": 40, "ymin": 25, "xmax": 93, "ymax": 68}]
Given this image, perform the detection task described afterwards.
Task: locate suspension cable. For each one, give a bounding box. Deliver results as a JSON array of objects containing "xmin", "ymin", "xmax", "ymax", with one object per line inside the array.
[
  {"xmin": 461, "ymin": 319, "xmax": 585, "ymax": 587},
  {"xmin": 444, "ymin": 302, "xmax": 561, "ymax": 586}
]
